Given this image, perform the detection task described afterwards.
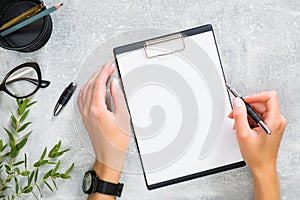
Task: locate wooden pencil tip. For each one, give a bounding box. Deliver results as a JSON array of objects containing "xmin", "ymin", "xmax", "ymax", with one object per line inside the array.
[{"xmin": 55, "ymin": 3, "xmax": 63, "ymax": 9}]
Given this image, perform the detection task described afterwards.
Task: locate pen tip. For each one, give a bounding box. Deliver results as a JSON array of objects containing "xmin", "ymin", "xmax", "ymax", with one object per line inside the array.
[
  {"xmin": 53, "ymin": 104, "xmax": 63, "ymax": 116},
  {"xmin": 225, "ymin": 82, "xmax": 230, "ymax": 89}
]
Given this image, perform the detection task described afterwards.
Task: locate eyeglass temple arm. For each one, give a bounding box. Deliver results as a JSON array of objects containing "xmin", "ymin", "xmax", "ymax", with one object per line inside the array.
[
  {"xmin": 2, "ymin": 68, "xmax": 50, "ymax": 88},
  {"xmin": 6, "ymin": 68, "xmax": 35, "ymax": 83},
  {"xmin": 5, "ymin": 77, "xmax": 50, "ymax": 88}
]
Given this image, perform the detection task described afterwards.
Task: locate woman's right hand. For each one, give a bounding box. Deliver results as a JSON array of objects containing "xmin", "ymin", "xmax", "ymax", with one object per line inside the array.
[{"xmin": 228, "ymin": 91, "xmax": 286, "ymax": 200}]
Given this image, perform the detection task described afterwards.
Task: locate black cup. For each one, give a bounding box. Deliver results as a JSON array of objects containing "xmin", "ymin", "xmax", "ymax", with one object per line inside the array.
[{"xmin": 0, "ymin": 0, "xmax": 53, "ymax": 52}]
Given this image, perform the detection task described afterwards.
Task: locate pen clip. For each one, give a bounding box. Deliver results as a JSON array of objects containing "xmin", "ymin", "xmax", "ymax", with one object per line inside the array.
[{"xmin": 24, "ymin": 4, "xmax": 45, "ymax": 18}]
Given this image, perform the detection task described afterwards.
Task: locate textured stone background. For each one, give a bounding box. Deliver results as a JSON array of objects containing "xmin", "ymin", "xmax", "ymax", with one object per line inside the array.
[{"xmin": 0, "ymin": 0, "xmax": 299, "ymax": 199}]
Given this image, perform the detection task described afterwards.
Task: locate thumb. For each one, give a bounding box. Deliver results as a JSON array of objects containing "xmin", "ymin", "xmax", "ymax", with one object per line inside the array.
[
  {"xmin": 233, "ymin": 98, "xmax": 251, "ymax": 137},
  {"xmin": 110, "ymin": 78, "xmax": 126, "ymax": 114},
  {"xmin": 110, "ymin": 78, "xmax": 131, "ymax": 134}
]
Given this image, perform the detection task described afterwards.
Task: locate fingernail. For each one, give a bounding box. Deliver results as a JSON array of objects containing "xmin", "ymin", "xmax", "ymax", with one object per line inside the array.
[{"xmin": 233, "ymin": 98, "xmax": 242, "ymax": 108}]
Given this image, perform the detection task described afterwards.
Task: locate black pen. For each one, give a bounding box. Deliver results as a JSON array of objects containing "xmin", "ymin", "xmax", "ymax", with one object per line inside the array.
[
  {"xmin": 225, "ymin": 83, "xmax": 271, "ymax": 135},
  {"xmin": 54, "ymin": 82, "xmax": 77, "ymax": 116}
]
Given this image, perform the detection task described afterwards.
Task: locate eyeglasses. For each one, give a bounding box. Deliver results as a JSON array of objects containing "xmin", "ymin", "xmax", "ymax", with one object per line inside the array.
[{"xmin": 0, "ymin": 62, "xmax": 50, "ymax": 99}]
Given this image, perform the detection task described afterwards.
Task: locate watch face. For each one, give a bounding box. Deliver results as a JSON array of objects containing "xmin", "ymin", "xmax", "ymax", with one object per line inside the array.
[{"xmin": 82, "ymin": 172, "xmax": 93, "ymax": 194}]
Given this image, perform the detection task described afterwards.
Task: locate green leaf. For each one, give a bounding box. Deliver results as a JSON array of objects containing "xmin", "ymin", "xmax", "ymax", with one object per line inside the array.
[
  {"xmin": 11, "ymin": 114, "xmax": 18, "ymax": 131},
  {"xmin": 48, "ymin": 152, "xmax": 63, "ymax": 158},
  {"xmin": 61, "ymin": 148, "xmax": 70, "ymax": 154},
  {"xmin": 6, "ymin": 176, "xmax": 11, "ymax": 182},
  {"xmin": 23, "ymin": 98, "xmax": 30, "ymax": 105},
  {"xmin": 18, "ymin": 99, "xmax": 29, "ymax": 115},
  {"xmin": 14, "ymin": 177, "xmax": 19, "ymax": 194},
  {"xmin": 25, "ymin": 153, "xmax": 27, "ymax": 169},
  {"xmin": 16, "ymin": 98, "xmax": 21, "ymax": 107},
  {"xmin": 66, "ymin": 163, "xmax": 74, "ymax": 174},
  {"xmin": 0, "ymin": 186, "xmax": 8, "ymax": 192},
  {"xmin": 34, "ymin": 168, "xmax": 39, "ymax": 183},
  {"xmin": 19, "ymin": 109, "xmax": 30, "ymax": 123},
  {"xmin": 40, "ymin": 147, "xmax": 47, "ymax": 161},
  {"xmin": 49, "ymin": 149, "xmax": 70, "ymax": 158},
  {"xmin": 1, "ymin": 144, "xmax": 7, "ymax": 152},
  {"xmin": 31, "ymin": 190, "xmax": 39, "ymax": 200},
  {"xmin": 44, "ymin": 181, "xmax": 53, "ymax": 192},
  {"xmin": 4, "ymin": 127, "xmax": 15, "ymax": 147},
  {"xmin": 17, "ymin": 122, "xmax": 31, "ymax": 132},
  {"xmin": 36, "ymin": 184, "xmax": 43, "ymax": 197},
  {"xmin": 5, "ymin": 164, "xmax": 11, "ymax": 173},
  {"xmin": 48, "ymin": 141, "xmax": 61, "ymax": 157},
  {"xmin": 11, "ymin": 147, "xmax": 19, "ymax": 158},
  {"xmin": 51, "ymin": 173, "xmax": 60, "ymax": 178},
  {"xmin": 16, "ymin": 138, "xmax": 28, "ymax": 150},
  {"xmin": 57, "ymin": 140, "xmax": 61, "ymax": 150},
  {"xmin": 51, "ymin": 178, "xmax": 57, "ymax": 190},
  {"xmin": 43, "ymin": 169, "xmax": 52, "ymax": 180},
  {"xmin": 59, "ymin": 174, "xmax": 71, "ymax": 179},
  {"xmin": 52, "ymin": 161, "xmax": 60, "ymax": 175},
  {"xmin": 13, "ymin": 160, "xmax": 25, "ymax": 167},
  {"xmin": 0, "ymin": 152, "xmax": 10, "ymax": 160},
  {"xmin": 21, "ymin": 170, "xmax": 30, "ymax": 176},
  {"xmin": 0, "ymin": 139, "xmax": 2, "ymax": 150},
  {"xmin": 33, "ymin": 160, "xmax": 48, "ymax": 167},
  {"xmin": 17, "ymin": 131, "xmax": 32, "ymax": 142},
  {"xmin": 57, "ymin": 140, "xmax": 61, "ymax": 149},
  {"xmin": 26, "ymin": 101, "xmax": 37, "ymax": 108},
  {"xmin": 22, "ymin": 186, "xmax": 33, "ymax": 193},
  {"xmin": 14, "ymin": 167, "xmax": 21, "ymax": 175},
  {"xmin": 28, "ymin": 171, "xmax": 35, "ymax": 185}
]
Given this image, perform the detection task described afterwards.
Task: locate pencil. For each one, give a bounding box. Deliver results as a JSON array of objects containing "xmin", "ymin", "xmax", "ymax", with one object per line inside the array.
[
  {"xmin": 0, "ymin": 3, "xmax": 45, "ymax": 31},
  {"xmin": 0, "ymin": 3, "xmax": 63, "ymax": 37}
]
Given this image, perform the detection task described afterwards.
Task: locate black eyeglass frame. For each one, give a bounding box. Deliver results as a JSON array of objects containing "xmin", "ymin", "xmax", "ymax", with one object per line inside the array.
[{"xmin": 0, "ymin": 62, "xmax": 50, "ymax": 99}]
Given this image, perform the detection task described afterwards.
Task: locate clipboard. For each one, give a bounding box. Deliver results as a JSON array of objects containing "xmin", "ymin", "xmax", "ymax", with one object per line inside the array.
[{"xmin": 113, "ymin": 24, "xmax": 245, "ymax": 190}]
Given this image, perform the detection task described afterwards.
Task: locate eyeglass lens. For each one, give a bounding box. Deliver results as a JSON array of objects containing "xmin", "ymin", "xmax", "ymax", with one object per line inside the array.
[{"xmin": 5, "ymin": 66, "xmax": 39, "ymax": 98}]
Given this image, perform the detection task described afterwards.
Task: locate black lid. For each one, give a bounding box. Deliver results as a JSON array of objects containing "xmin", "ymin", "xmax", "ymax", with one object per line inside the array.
[{"xmin": 0, "ymin": 0, "xmax": 53, "ymax": 52}]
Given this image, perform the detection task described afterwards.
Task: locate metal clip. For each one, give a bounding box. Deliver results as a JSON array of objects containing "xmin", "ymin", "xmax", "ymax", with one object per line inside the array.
[{"xmin": 144, "ymin": 33, "xmax": 185, "ymax": 59}]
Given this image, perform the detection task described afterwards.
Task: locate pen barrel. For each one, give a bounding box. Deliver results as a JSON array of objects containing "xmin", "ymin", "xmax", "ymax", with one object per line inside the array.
[
  {"xmin": 0, "ymin": 4, "xmax": 43, "ymax": 30},
  {"xmin": 244, "ymin": 101, "xmax": 262, "ymax": 123},
  {"xmin": 226, "ymin": 85, "xmax": 271, "ymax": 135},
  {"xmin": 58, "ymin": 87, "xmax": 74, "ymax": 106},
  {"xmin": 258, "ymin": 121, "xmax": 272, "ymax": 135},
  {"xmin": 243, "ymin": 98, "xmax": 271, "ymax": 134}
]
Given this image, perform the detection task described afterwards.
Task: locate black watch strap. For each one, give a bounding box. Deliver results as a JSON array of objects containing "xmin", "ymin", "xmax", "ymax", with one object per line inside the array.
[{"xmin": 95, "ymin": 179, "xmax": 124, "ymax": 197}]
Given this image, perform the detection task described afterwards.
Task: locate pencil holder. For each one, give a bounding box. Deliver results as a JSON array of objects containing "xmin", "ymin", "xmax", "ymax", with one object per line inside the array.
[{"xmin": 0, "ymin": 0, "xmax": 53, "ymax": 52}]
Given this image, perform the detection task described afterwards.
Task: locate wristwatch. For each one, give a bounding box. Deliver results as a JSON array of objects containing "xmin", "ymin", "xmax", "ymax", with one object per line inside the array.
[{"xmin": 82, "ymin": 170, "xmax": 124, "ymax": 197}]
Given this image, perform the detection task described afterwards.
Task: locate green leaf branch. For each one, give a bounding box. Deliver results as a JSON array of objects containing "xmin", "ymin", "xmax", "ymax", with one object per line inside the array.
[{"xmin": 0, "ymin": 98, "xmax": 74, "ymax": 199}]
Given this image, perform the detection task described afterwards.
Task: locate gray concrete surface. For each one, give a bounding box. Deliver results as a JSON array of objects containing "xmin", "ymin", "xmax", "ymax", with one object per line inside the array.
[{"xmin": 0, "ymin": 0, "xmax": 299, "ymax": 199}]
